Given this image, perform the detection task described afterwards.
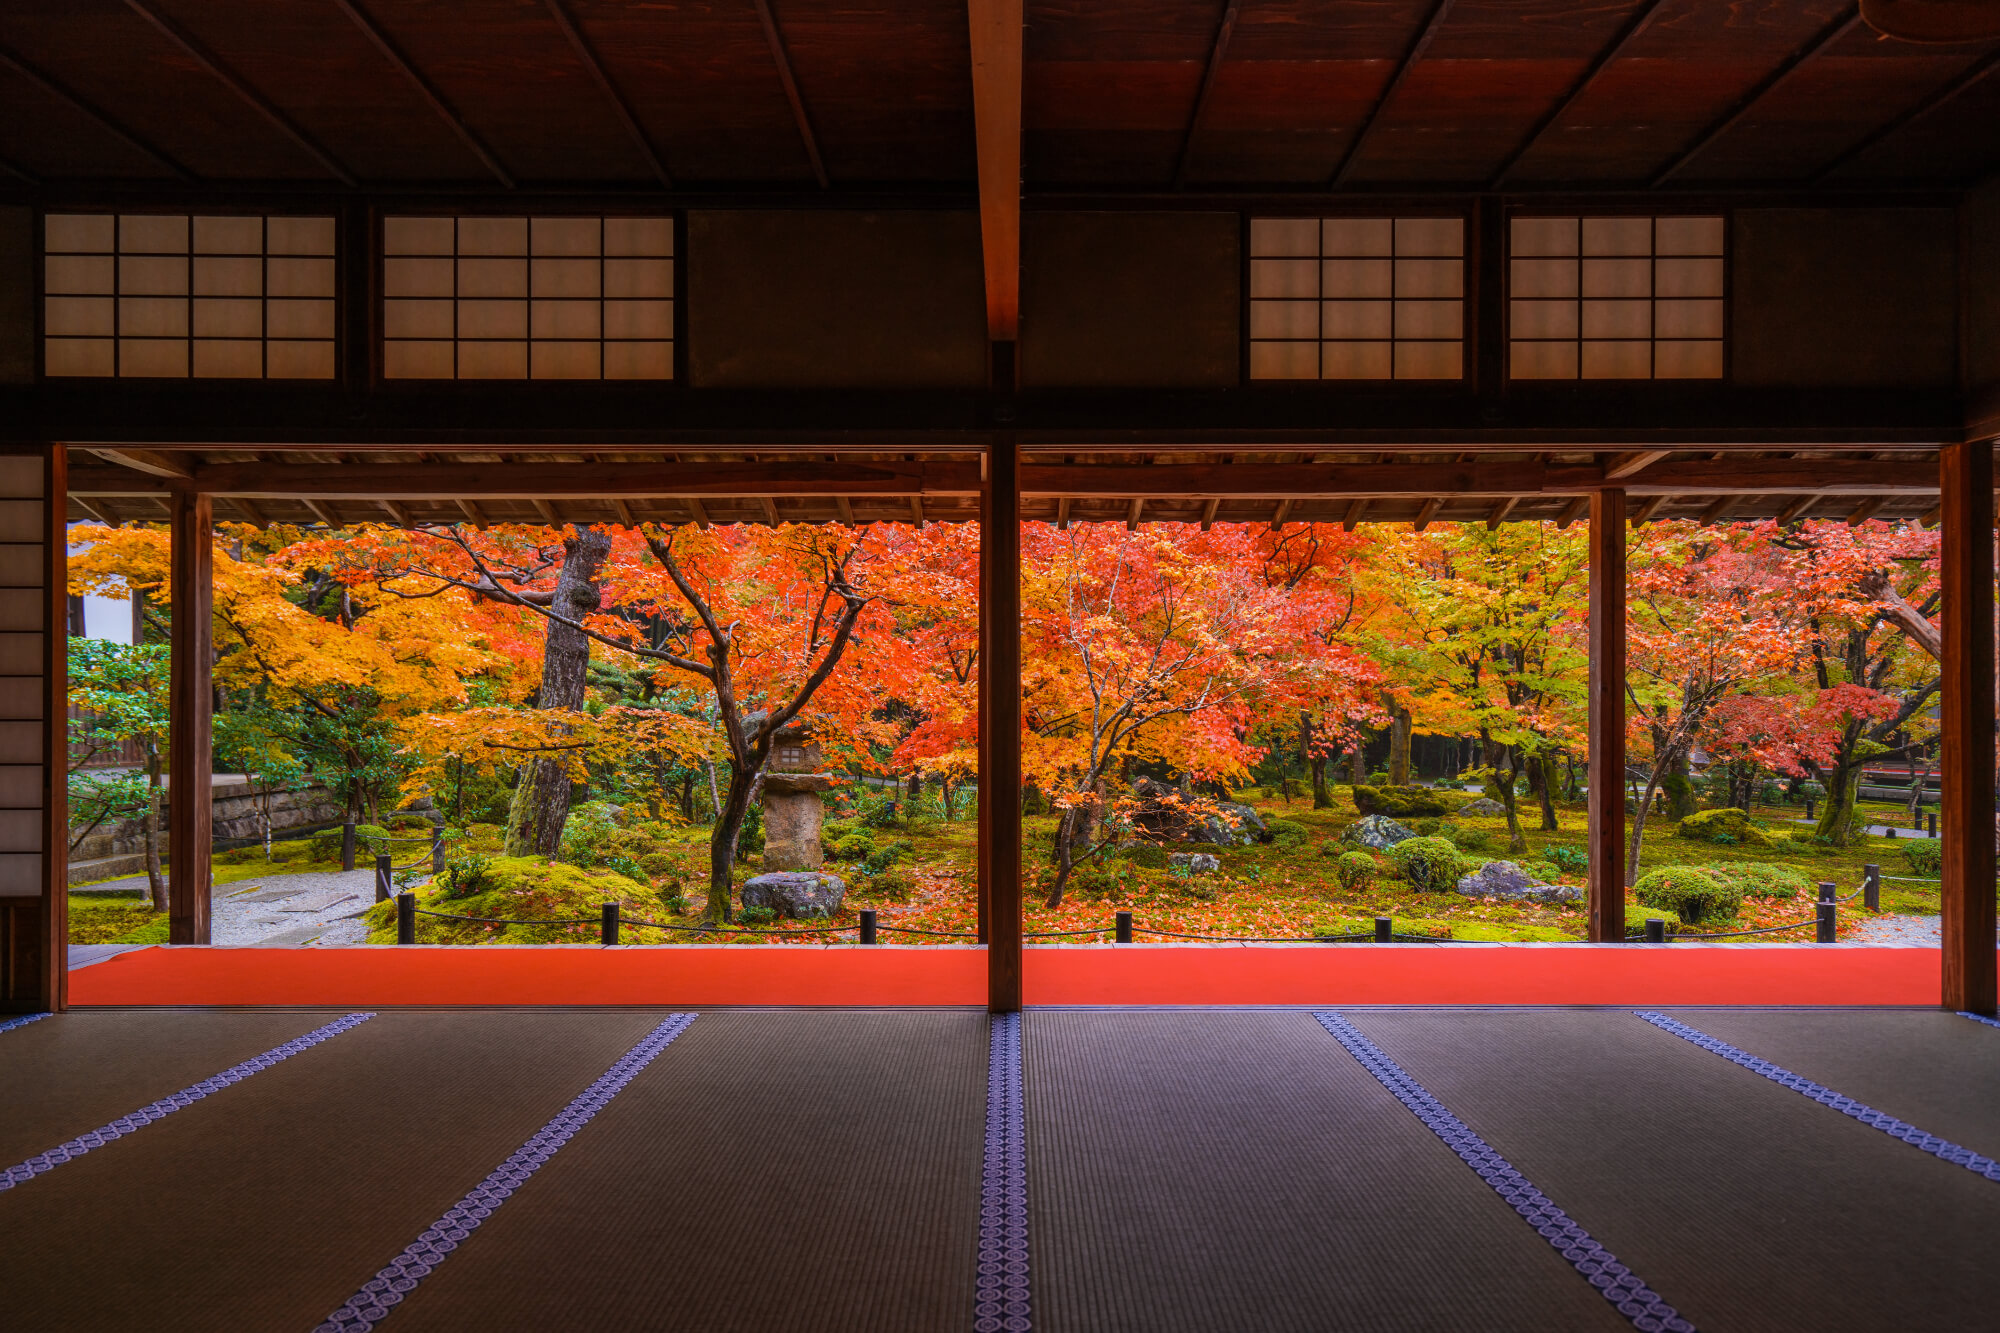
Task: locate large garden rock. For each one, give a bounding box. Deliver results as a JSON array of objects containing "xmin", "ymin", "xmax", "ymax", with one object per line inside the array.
[
  {"xmin": 1339, "ymin": 814, "xmax": 1417, "ymax": 850},
  {"xmin": 1128, "ymin": 778, "xmax": 1269, "ymax": 845},
  {"xmin": 1453, "ymin": 860, "xmax": 1581, "ymax": 905},
  {"xmin": 1458, "ymin": 797, "xmax": 1505, "ymax": 817},
  {"xmin": 741, "ymin": 871, "xmax": 847, "ymax": 920},
  {"xmin": 1169, "ymin": 852, "xmax": 1221, "ymax": 875}
]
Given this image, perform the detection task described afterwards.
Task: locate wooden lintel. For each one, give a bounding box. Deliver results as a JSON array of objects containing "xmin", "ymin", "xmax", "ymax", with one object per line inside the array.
[
  {"xmin": 174, "ymin": 460, "xmax": 982, "ymax": 499},
  {"xmin": 1593, "ymin": 460, "xmax": 1935, "ymax": 496},
  {"xmin": 968, "ymin": 0, "xmax": 1023, "ymax": 341},
  {"xmin": 1023, "ymin": 462, "xmax": 1554, "ymax": 499}
]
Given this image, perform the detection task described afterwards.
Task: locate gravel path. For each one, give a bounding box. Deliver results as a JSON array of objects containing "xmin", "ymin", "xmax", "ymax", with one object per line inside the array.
[
  {"xmin": 1842, "ymin": 914, "xmax": 1943, "ymax": 946},
  {"xmin": 76, "ymin": 867, "xmax": 426, "ymax": 948}
]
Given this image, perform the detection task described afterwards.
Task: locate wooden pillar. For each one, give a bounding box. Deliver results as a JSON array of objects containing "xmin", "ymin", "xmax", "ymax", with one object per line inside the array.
[
  {"xmin": 1587, "ymin": 488, "xmax": 1626, "ymax": 943},
  {"xmin": 168, "ymin": 489, "xmax": 213, "ymax": 946},
  {"xmin": 981, "ymin": 434, "xmax": 1022, "ymax": 1012},
  {"xmin": 1939, "ymin": 439, "xmax": 1996, "ymax": 1014},
  {"xmin": 0, "ymin": 446, "xmax": 67, "ymax": 1012}
]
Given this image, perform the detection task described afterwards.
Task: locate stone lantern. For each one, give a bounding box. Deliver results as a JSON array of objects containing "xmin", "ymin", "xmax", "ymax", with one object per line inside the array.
[{"xmin": 759, "ymin": 721, "xmax": 839, "ymax": 871}]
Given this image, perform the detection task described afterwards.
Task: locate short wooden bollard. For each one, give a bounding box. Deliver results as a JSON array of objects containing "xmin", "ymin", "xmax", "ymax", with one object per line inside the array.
[
  {"xmin": 1806, "ymin": 799, "xmax": 1816, "ymax": 822},
  {"xmin": 1863, "ymin": 863, "xmax": 1881, "ymax": 912},
  {"xmin": 1817, "ymin": 882, "xmax": 1837, "ymax": 943},
  {"xmin": 375, "ymin": 853, "xmax": 392, "ymax": 903},
  {"xmin": 859, "ymin": 909, "xmax": 877, "ymax": 944},
  {"xmin": 1928, "ymin": 812, "xmax": 1938, "ymax": 838},
  {"xmin": 1644, "ymin": 918, "xmax": 1666, "ymax": 943},
  {"xmin": 341, "ymin": 821, "xmax": 357, "ymax": 872},
  {"xmin": 1114, "ymin": 911, "xmax": 1132, "ymax": 943},
  {"xmin": 600, "ymin": 902, "xmax": 619, "ymax": 946},
  {"xmin": 396, "ymin": 892, "xmax": 416, "ymax": 945},
  {"xmin": 1374, "ymin": 916, "xmax": 1392, "ymax": 943},
  {"xmin": 431, "ymin": 828, "xmax": 445, "ymax": 874}
]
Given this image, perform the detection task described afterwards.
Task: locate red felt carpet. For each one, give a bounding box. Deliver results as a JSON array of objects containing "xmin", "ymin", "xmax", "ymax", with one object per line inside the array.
[{"xmin": 66, "ymin": 943, "xmax": 1944, "ymax": 1007}]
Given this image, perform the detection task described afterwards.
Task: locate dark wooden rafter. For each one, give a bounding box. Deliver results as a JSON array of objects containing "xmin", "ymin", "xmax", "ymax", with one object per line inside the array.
[
  {"xmin": 1268, "ymin": 497, "xmax": 1291, "ymax": 530},
  {"xmin": 71, "ymin": 493, "xmax": 112, "ymax": 525},
  {"xmin": 1652, "ymin": 4, "xmax": 1864, "ymax": 187},
  {"xmin": 1697, "ymin": 495, "xmax": 1735, "ymax": 526},
  {"xmin": 531, "ymin": 498, "xmax": 561, "ymax": 524},
  {"xmin": 1126, "ymin": 496, "xmax": 1144, "ymax": 530},
  {"xmin": 1412, "ymin": 496, "xmax": 1443, "ymax": 530},
  {"xmin": 1172, "ymin": 0, "xmax": 1240, "ymax": 189},
  {"xmin": 301, "ymin": 498, "xmax": 338, "ymax": 525},
  {"xmin": 1628, "ymin": 494, "xmax": 1669, "ymax": 524},
  {"xmin": 0, "ymin": 151, "xmax": 38, "ymax": 185},
  {"xmin": 969, "ymin": 0, "xmax": 1024, "ymax": 343},
  {"xmin": 759, "ymin": 496, "xmax": 781, "ymax": 525},
  {"xmin": 331, "ymin": 0, "xmax": 513, "ymax": 188},
  {"xmin": 685, "ymin": 497, "xmax": 711, "ymax": 529},
  {"xmin": 540, "ymin": 0, "xmax": 671, "ymax": 187},
  {"xmin": 1328, "ymin": 0, "xmax": 1456, "ymax": 188},
  {"xmin": 1555, "ymin": 496, "xmax": 1589, "ymax": 529},
  {"xmin": 94, "ymin": 448, "xmax": 192, "ymax": 478},
  {"xmin": 119, "ymin": 0, "xmax": 358, "ymax": 187},
  {"xmin": 1486, "ymin": 0, "xmax": 1670, "ymax": 188},
  {"xmin": 833, "ymin": 496, "xmax": 856, "ymax": 524},
  {"xmin": 0, "ymin": 42, "xmax": 195, "ymax": 180},
  {"xmin": 1603, "ymin": 449, "xmax": 1674, "ymax": 481},
  {"xmin": 610, "ymin": 499, "xmax": 637, "ymax": 526},
  {"xmin": 1485, "ymin": 496, "xmax": 1519, "ymax": 529},
  {"xmin": 1811, "ymin": 42, "xmax": 2000, "ymax": 183},
  {"xmin": 983, "ymin": 437, "xmax": 1022, "ymax": 1011},
  {"xmin": 457, "ymin": 498, "xmax": 486, "ymax": 526},
  {"xmin": 752, "ymin": 0, "xmax": 828, "ymax": 189},
  {"xmin": 1342, "ymin": 498, "xmax": 1368, "ymax": 532},
  {"xmin": 379, "ymin": 499, "xmax": 410, "ymax": 525},
  {"xmin": 1776, "ymin": 493, "xmax": 1822, "ymax": 523},
  {"xmin": 1846, "ymin": 496, "xmax": 1886, "ymax": 525}
]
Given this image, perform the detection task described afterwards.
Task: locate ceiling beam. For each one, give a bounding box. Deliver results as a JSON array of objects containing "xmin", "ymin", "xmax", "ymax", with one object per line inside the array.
[
  {"xmin": 301, "ymin": 498, "xmax": 339, "ymax": 526},
  {"xmin": 332, "ymin": 0, "xmax": 513, "ymax": 188},
  {"xmin": 120, "ymin": 0, "xmax": 357, "ymax": 186},
  {"xmin": 969, "ymin": 0, "xmax": 1024, "ymax": 342},
  {"xmin": 456, "ymin": 498, "xmax": 487, "ymax": 527},
  {"xmin": 1629, "ymin": 494, "xmax": 1669, "ymax": 525},
  {"xmin": 1603, "ymin": 449, "xmax": 1674, "ymax": 481},
  {"xmin": 531, "ymin": 498, "xmax": 561, "ymax": 524},
  {"xmin": 1652, "ymin": 4, "xmax": 1863, "ymax": 187},
  {"xmin": 1343, "ymin": 498, "xmax": 1368, "ymax": 532},
  {"xmin": 1197, "ymin": 497, "xmax": 1218, "ymax": 530},
  {"xmin": 910, "ymin": 494, "xmax": 926, "ymax": 528},
  {"xmin": 71, "ymin": 494, "xmax": 113, "ymax": 525},
  {"xmin": 684, "ymin": 498, "xmax": 711, "ymax": 530},
  {"xmin": 1268, "ymin": 497, "xmax": 1291, "ymax": 530},
  {"xmin": 93, "ymin": 448, "xmax": 193, "ymax": 478},
  {"xmin": 1613, "ymin": 460, "xmax": 1932, "ymax": 495},
  {"xmin": 1413, "ymin": 496, "xmax": 1443, "ymax": 531},
  {"xmin": 760, "ymin": 496, "xmax": 782, "ymax": 525},
  {"xmin": 1173, "ymin": 0, "xmax": 1240, "ymax": 189},
  {"xmin": 540, "ymin": 0, "xmax": 671, "ymax": 187},
  {"xmin": 1024, "ymin": 461, "xmax": 1553, "ymax": 499},
  {"xmin": 1329, "ymin": 0, "xmax": 1456, "ymax": 188},
  {"xmin": 1776, "ymin": 493, "xmax": 1822, "ymax": 522},
  {"xmin": 380, "ymin": 499, "xmax": 412, "ymax": 525},
  {"xmin": 0, "ymin": 42, "xmax": 195, "ymax": 181},
  {"xmin": 834, "ymin": 496, "xmax": 856, "ymax": 524},
  {"xmin": 611, "ymin": 499, "xmax": 637, "ymax": 526},
  {"xmin": 1846, "ymin": 496, "xmax": 1887, "ymax": 526},
  {"xmin": 1485, "ymin": 496, "xmax": 1519, "ymax": 529},
  {"xmin": 752, "ymin": 0, "xmax": 828, "ymax": 189},
  {"xmin": 0, "ymin": 152, "xmax": 37, "ymax": 185},
  {"xmin": 1555, "ymin": 496, "xmax": 1589, "ymax": 529},
  {"xmin": 1487, "ymin": 0, "xmax": 1670, "ymax": 188},
  {"xmin": 169, "ymin": 460, "xmax": 981, "ymax": 499},
  {"xmin": 232, "ymin": 497, "xmax": 267, "ymax": 526},
  {"xmin": 1811, "ymin": 44, "xmax": 2000, "ymax": 183},
  {"xmin": 1697, "ymin": 495, "xmax": 1736, "ymax": 526},
  {"xmin": 1126, "ymin": 497, "xmax": 1144, "ymax": 531}
]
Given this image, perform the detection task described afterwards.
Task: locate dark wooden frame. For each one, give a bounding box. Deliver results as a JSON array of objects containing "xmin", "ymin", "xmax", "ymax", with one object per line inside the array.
[
  {"xmin": 167, "ymin": 489, "xmax": 212, "ymax": 945},
  {"xmin": 1587, "ymin": 487, "xmax": 1626, "ymax": 943},
  {"xmin": 1939, "ymin": 438, "xmax": 1996, "ymax": 1014}
]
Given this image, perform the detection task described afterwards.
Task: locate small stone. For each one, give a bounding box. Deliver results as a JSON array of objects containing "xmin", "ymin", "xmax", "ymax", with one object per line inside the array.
[
  {"xmin": 1459, "ymin": 797, "xmax": 1505, "ymax": 816},
  {"xmin": 1453, "ymin": 860, "xmax": 1581, "ymax": 905},
  {"xmin": 741, "ymin": 871, "xmax": 847, "ymax": 920},
  {"xmin": 1169, "ymin": 853, "xmax": 1221, "ymax": 874},
  {"xmin": 1340, "ymin": 814, "xmax": 1417, "ymax": 850}
]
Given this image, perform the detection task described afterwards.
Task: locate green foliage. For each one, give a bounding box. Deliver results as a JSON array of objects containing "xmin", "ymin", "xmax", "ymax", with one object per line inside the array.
[
  {"xmin": 1411, "ymin": 816, "xmax": 1443, "ymax": 835},
  {"xmin": 439, "ymin": 851, "xmax": 495, "ymax": 900},
  {"xmin": 861, "ymin": 867, "xmax": 914, "ymax": 902},
  {"xmin": 1438, "ymin": 822, "xmax": 1491, "ymax": 852},
  {"xmin": 1903, "ymin": 838, "xmax": 1942, "ymax": 877},
  {"xmin": 1352, "ymin": 784, "xmax": 1455, "ymax": 818},
  {"xmin": 1117, "ymin": 843, "xmax": 1170, "ymax": 869},
  {"xmin": 1545, "ymin": 845, "xmax": 1589, "ymax": 876},
  {"xmin": 821, "ymin": 818, "xmax": 859, "ymax": 846},
  {"xmin": 362, "ymin": 856, "xmax": 652, "ymax": 944},
  {"xmin": 1366, "ymin": 770, "xmax": 1390, "ymax": 785},
  {"xmin": 1677, "ymin": 807, "xmax": 1772, "ymax": 847},
  {"xmin": 859, "ymin": 796, "xmax": 904, "ymax": 830},
  {"xmin": 831, "ymin": 833, "xmax": 876, "ymax": 862},
  {"xmin": 1318, "ymin": 914, "xmax": 1452, "ymax": 940},
  {"xmin": 1264, "ymin": 817, "xmax": 1309, "ymax": 848},
  {"xmin": 557, "ymin": 800, "xmax": 624, "ymax": 867},
  {"xmin": 738, "ymin": 905, "xmax": 779, "ymax": 926},
  {"xmin": 1703, "ymin": 862, "xmax": 1815, "ymax": 900},
  {"xmin": 1334, "ymin": 851, "xmax": 1378, "ymax": 890},
  {"xmin": 67, "ymin": 638, "xmax": 170, "ymax": 760},
  {"xmin": 67, "ymin": 896, "xmax": 165, "ymax": 945},
  {"xmin": 1634, "ymin": 866, "xmax": 1743, "ymax": 924},
  {"xmin": 863, "ymin": 838, "xmax": 915, "ymax": 874},
  {"xmin": 735, "ymin": 801, "xmax": 765, "ymax": 861},
  {"xmin": 66, "ymin": 772, "xmax": 151, "ymax": 847},
  {"xmin": 1386, "ymin": 836, "xmax": 1472, "ymax": 892}
]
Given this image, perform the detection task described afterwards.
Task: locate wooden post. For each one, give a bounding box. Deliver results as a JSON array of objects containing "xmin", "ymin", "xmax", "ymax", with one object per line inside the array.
[
  {"xmin": 1587, "ymin": 488, "xmax": 1626, "ymax": 942},
  {"xmin": 982, "ymin": 434, "xmax": 1022, "ymax": 1012},
  {"xmin": 168, "ymin": 489, "xmax": 213, "ymax": 946},
  {"xmin": 1939, "ymin": 439, "xmax": 1996, "ymax": 1014}
]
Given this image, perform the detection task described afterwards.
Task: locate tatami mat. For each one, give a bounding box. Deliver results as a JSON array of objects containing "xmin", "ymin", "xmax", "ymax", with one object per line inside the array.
[
  {"xmin": 381, "ymin": 1010, "xmax": 987, "ymax": 1333},
  {"xmin": 1352, "ymin": 1010, "xmax": 2000, "ymax": 1332},
  {"xmin": 1025, "ymin": 1010, "xmax": 1628, "ymax": 1333},
  {"xmin": 0, "ymin": 1010, "xmax": 663, "ymax": 1333}
]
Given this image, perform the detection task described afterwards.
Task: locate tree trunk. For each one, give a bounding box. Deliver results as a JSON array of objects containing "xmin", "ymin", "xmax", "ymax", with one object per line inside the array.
[
  {"xmin": 504, "ymin": 526, "xmax": 614, "ymax": 858},
  {"xmin": 1528, "ymin": 756, "xmax": 1559, "ymax": 831},
  {"xmin": 1490, "ymin": 743, "xmax": 1527, "ymax": 854},
  {"xmin": 1387, "ymin": 706, "xmax": 1412, "ymax": 786},
  {"xmin": 143, "ymin": 749, "xmax": 165, "ymax": 912},
  {"xmin": 1663, "ymin": 754, "xmax": 1696, "ymax": 819},
  {"xmin": 1349, "ymin": 745, "xmax": 1366, "ymax": 786},
  {"xmin": 704, "ymin": 765, "xmax": 759, "ymax": 919},
  {"xmin": 677, "ymin": 771, "xmax": 696, "ymax": 822},
  {"xmin": 1302, "ymin": 712, "xmax": 1332, "ymax": 808},
  {"xmin": 1816, "ymin": 754, "xmax": 1864, "ymax": 846},
  {"xmin": 1046, "ymin": 802, "xmax": 1093, "ymax": 909}
]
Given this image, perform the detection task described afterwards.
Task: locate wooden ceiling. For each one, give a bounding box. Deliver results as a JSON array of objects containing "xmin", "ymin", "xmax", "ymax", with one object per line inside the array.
[
  {"xmin": 1, "ymin": 0, "xmax": 1995, "ymax": 194},
  {"xmin": 65, "ymin": 444, "xmax": 1946, "ymax": 529}
]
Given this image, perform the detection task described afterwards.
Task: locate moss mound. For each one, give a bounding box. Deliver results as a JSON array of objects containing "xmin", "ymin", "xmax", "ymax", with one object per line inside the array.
[
  {"xmin": 1317, "ymin": 914, "xmax": 1453, "ymax": 940},
  {"xmin": 1625, "ymin": 904, "xmax": 1684, "ymax": 937},
  {"xmin": 1904, "ymin": 838, "xmax": 1942, "ymax": 877},
  {"xmin": 1703, "ymin": 862, "xmax": 1815, "ymax": 900},
  {"xmin": 1386, "ymin": 835, "xmax": 1471, "ymax": 892},
  {"xmin": 1333, "ymin": 850, "xmax": 1378, "ymax": 890},
  {"xmin": 1676, "ymin": 807, "xmax": 1771, "ymax": 847},
  {"xmin": 363, "ymin": 856, "xmax": 661, "ymax": 945},
  {"xmin": 1263, "ymin": 817, "xmax": 1310, "ymax": 848},
  {"xmin": 1634, "ymin": 865, "xmax": 1743, "ymax": 924},
  {"xmin": 1351, "ymin": 784, "xmax": 1458, "ymax": 818}
]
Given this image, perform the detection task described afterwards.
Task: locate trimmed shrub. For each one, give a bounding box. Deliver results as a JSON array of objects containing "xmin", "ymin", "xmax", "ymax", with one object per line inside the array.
[
  {"xmin": 831, "ymin": 833, "xmax": 876, "ymax": 862},
  {"xmin": 1352, "ymin": 784, "xmax": 1455, "ymax": 818},
  {"xmin": 1264, "ymin": 817, "xmax": 1310, "ymax": 848},
  {"xmin": 1676, "ymin": 807, "xmax": 1772, "ymax": 847},
  {"xmin": 1634, "ymin": 866, "xmax": 1743, "ymax": 925},
  {"xmin": 738, "ymin": 905, "xmax": 779, "ymax": 927},
  {"xmin": 859, "ymin": 797, "xmax": 903, "ymax": 830},
  {"xmin": 821, "ymin": 818, "xmax": 859, "ymax": 846},
  {"xmin": 1367, "ymin": 770, "xmax": 1391, "ymax": 786},
  {"xmin": 1334, "ymin": 851, "xmax": 1378, "ymax": 891},
  {"xmin": 1545, "ymin": 845, "xmax": 1589, "ymax": 876},
  {"xmin": 1705, "ymin": 862, "xmax": 1814, "ymax": 900},
  {"xmin": 1625, "ymin": 905, "xmax": 1684, "ymax": 937},
  {"xmin": 1411, "ymin": 816, "xmax": 1443, "ymax": 835},
  {"xmin": 1386, "ymin": 836, "xmax": 1471, "ymax": 892},
  {"xmin": 363, "ymin": 857, "xmax": 653, "ymax": 944},
  {"xmin": 862, "ymin": 838, "xmax": 914, "ymax": 874},
  {"xmin": 1904, "ymin": 838, "xmax": 1942, "ymax": 877},
  {"xmin": 1440, "ymin": 822, "xmax": 1491, "ymax": 852}
]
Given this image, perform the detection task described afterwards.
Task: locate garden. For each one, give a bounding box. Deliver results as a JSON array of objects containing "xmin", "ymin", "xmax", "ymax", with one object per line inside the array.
[{"xmin": 64, "ymin": 509, "xmax": 1958, "ymax": 948}]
